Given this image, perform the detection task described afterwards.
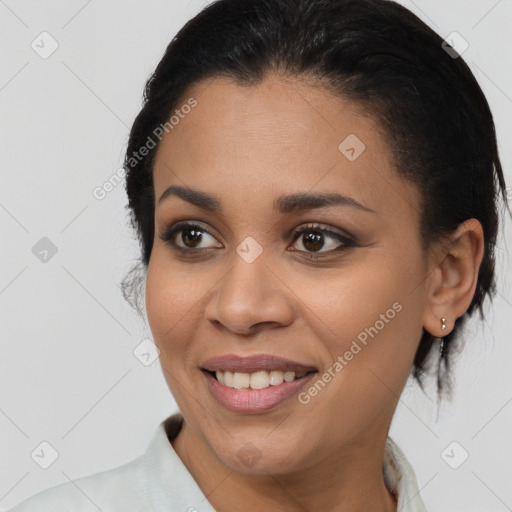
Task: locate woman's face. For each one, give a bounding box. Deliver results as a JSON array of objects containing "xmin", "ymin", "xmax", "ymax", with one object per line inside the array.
[{"xmin": 146, "ymin": 74, "xmax": 430, "ymax": 475}]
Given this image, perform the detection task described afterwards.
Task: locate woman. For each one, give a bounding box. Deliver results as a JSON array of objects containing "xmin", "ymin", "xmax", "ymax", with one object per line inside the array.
[{"xmin": 8, "ymin": 0, "xmax": 509, "ymax": 510}]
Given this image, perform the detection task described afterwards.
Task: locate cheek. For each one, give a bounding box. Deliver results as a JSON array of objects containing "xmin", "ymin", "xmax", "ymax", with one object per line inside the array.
[
  {"xmin": 293, "ymin": 272, "xmax": 422, "ymax": 446},
  {"xmin": 298, "ymin": 248, "xmax": 425, "ymax": 386},
  {"xmin": 144, "ymin": 254, "xmax": 201, "ymax": 352}
]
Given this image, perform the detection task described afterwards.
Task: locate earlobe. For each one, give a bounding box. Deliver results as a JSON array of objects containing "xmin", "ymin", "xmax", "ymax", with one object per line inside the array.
[
  {"xmin": 423, "ymin": 309, "xmax": 452, "ymax": 338},
  {"xmin": 422, "ymin": 218, "xmax": 485, "ymax": 337}
]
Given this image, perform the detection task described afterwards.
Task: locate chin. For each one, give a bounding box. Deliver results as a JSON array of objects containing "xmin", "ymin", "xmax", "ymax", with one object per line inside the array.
[{"xmin": 208, "ymin": 432, "xmax": 313, "ymax": 476}]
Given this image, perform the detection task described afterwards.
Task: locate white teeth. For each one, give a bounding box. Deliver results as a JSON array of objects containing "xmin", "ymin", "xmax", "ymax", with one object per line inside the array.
[
  {"xmin": 283, "ymin": 371, "xmax": 295, "ymax": 382},
  {"xmin": 269, "ymin": 370, "xmax": 283, "ymax": 386},
  {"xmin": 214, "ymin": 370, "xmax": 309, "ymax": 389},
  {"xmin": 250, "ymin": 371, "xmax": 269, "ymax": 389},
  {"xmin": 223, "ymin": 371, "xmax": 234, "ymax": 387},
  {"xmin": 233, "ymin": 372, "xmax": 250, "ymax": 389}
]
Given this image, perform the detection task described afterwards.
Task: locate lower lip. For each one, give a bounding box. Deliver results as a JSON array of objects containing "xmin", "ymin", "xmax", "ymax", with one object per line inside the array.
[{"xmin": 203, "ymin": 370, "xmax": 317, "ymax": 414}]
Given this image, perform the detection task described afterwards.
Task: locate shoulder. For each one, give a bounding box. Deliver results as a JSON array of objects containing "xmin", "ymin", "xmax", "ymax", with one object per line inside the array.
[
  {"xmin": 6, "ymin": 453, "xmax": 148, "ymax": 512},
  {"xmin": 384, "ymin": 437, "xmax": 429, "ymax": 512}
]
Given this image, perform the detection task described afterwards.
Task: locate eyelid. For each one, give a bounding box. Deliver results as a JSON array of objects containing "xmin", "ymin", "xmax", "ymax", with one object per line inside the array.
[
  {"xmin": 159, "ymin": 219, "xmax": 216, "ymax": 238},
  {"xmin": 290, "ymin": 222, "xmax": 354, "ymax": 241}
]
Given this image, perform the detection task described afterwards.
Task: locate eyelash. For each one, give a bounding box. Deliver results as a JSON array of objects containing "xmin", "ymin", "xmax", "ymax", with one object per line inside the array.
[{"xmin": 158, "ymin": 221, "xmax": 357, "ymax": 259}]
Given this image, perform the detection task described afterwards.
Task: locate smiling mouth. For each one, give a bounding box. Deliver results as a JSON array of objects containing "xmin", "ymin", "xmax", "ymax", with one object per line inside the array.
[{"xmin": 203, "ymin": 369, "xmax": 317, "ymax": 390}]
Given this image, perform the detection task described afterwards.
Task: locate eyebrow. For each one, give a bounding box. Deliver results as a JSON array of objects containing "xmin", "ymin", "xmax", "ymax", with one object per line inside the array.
[{"xmin": 158, "ymin": 185, "xmax": 376, "ymax": 214}]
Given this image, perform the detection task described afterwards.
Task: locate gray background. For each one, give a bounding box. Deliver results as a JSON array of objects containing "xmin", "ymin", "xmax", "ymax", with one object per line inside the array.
[{"xmin": 1, "ymin": 1, "xmax": 511, "ymax": 510}]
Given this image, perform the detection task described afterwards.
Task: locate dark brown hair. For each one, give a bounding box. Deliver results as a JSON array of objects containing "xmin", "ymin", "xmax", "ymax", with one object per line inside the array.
[{"xmin": 120, "ymin": 0, "xmax": 510, "ymax": 402}]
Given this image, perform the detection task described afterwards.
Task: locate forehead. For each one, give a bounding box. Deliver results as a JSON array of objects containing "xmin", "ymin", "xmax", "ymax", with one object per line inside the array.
[{"xmin": 152, "ymin": 74, "xmax": 419, "ymax": 220}]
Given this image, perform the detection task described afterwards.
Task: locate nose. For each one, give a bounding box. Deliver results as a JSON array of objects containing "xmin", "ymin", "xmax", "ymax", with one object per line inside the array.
[{"xmin": 204, "ymin": 249, "xmax": 295, "ymax": 336}]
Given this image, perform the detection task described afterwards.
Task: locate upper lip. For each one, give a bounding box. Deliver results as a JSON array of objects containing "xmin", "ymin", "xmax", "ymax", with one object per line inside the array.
[{"xmin": 201, "ymin": 354, "xmax": 318, "ymax": 374}]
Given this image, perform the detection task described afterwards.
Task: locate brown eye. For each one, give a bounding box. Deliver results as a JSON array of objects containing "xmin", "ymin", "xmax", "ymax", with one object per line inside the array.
[
  {"xmin": 300, "ymin": 230, "xmax": 325, "ymax": 252},
  {"xmin": 290, "ymin": 224, "xmax": 355, "ymax": 256},
  {"xmin": 159, "ymin": 222, "xmax": 222, "ymax": 250},
  {"xmin": 180, "ymin": 227, "xmax": 205, "ymax": 248}
]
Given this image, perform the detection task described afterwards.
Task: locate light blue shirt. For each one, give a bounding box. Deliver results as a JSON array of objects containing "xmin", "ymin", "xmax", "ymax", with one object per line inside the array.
[{"xmin": 7, "ymin": 412, "xmax": 428, "ymax": 511}]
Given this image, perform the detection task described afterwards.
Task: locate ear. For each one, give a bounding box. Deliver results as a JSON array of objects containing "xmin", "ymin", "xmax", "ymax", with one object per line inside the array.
[{"xmin": 422, "ymin": 218, "xmax": 485, "ymax": 337}]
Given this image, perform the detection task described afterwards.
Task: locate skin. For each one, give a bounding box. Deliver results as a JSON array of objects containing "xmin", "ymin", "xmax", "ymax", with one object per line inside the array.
[{"xmin": 145, "ymin": 74, "xmax": 484, "ymax": 512}]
